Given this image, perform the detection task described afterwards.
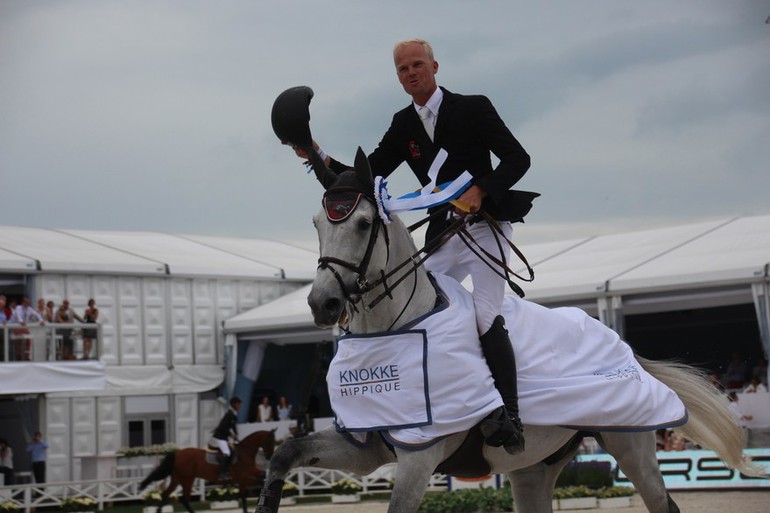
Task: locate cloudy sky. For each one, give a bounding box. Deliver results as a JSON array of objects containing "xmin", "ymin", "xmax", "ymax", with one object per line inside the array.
[{"xmin": 1, "ymin": 1, "xmax": 768, "ymax": 247}]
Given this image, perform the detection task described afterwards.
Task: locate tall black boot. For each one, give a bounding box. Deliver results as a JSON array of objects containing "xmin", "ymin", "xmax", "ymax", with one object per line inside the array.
[
  {"xmin": 218, "ymin": 453, "xmax": 232, "ymax": 481},
  {"xmin": 478, "ymin": 315, "xmax": 525, "ymax": 455}
]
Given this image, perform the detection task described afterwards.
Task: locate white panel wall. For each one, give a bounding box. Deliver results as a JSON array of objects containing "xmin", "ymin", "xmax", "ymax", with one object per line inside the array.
[
  {"xmin": 199, "ymin": 398, "xmax": 224, "ymax": 446},
  {"xmin": 259, "ymin": 282, "xmax": 283, "ymax": 305},
  {"xmin": 65, "ymin": 275, "xmax": 90, "ymax": 313},
  {"xmin": 97, "ymin": 397, "xmax": 122, "ymax": 455},
  {"xmin": 171, "ymin": 279, "xmax": 193, "ymax": 364},
  {"xmin": 118, "ymin": 277, "xmax": 143, "ymax": 365},
  {"xmin": 45, "ymin": 397, "xmax": 72, "ymax": 483},
  {"xmin": 193, "ymin": 279, "xmax": 216, "ymax": 364},
  {"xmin": 216, "ymin": 280, "xmax": 237, "ymax": 364},
  {"xmin": 38, "ymin": 274, "xmax": 65, "ymax": 307},
  {"xmin": 174, "ymin": 394, "xmax": 199, "ymax": 448},
  {"xmin": 72, "ymin": 397, "xmax": 97, "ymax": 456},
  {"xmin": 238, "ymin": 281, "xmax": 260, "ymax": 314},
  {"xmin": 93, "ymin": 276, "xmax": 118, "ymax": 364},
  {"xmin": 143, "ymin": 277, "xmax": 167, "ymax": 365}
]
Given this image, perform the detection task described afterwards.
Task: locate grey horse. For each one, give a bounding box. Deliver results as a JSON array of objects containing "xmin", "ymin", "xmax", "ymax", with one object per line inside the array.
[{"xmin": 255, "ymin": 148, "xmax": 763, "ymax": 513}]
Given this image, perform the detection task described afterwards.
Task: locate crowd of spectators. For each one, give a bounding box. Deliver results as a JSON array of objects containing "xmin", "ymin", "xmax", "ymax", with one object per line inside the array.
[{"xmin": 0, "ymin": 294, "xmax": 99, "ymax": 361}]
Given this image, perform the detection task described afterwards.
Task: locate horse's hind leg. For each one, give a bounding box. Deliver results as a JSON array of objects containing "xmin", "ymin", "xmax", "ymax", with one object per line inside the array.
[
  {"xmin": 158, "ymin": 480, "xmax": 178, "ymax": 513},
  {"xmin": 256, "ymin": 428, "xmax": 394, "ymax": 513},
  {"xmin": 507, "ymin": 436, "xmax": 582, "ymax": 513},
  {"xmin": 599, "ymin": 431, "xmax": 678, "ymax": 513}
]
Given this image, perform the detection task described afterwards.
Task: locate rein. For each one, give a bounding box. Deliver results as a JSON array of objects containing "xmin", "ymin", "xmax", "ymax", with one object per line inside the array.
[{"xmin": 316, "ymin": 200, "xmax": 534, "ymax": 329}]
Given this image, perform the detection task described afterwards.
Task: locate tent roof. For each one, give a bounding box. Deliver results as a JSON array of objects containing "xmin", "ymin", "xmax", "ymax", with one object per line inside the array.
[
  {"xmin": 224, "ymin": 214, "xmax": 770, "ymax": 337},
  {"xmin": 0, "ymin": 226, "xmax": 317, "ymax": 279}
]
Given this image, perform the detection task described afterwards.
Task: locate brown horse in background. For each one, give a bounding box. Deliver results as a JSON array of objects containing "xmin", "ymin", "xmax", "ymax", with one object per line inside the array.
[{"xmin": 139, "ymin": 430, "xmax": 276, "ymax": 513}]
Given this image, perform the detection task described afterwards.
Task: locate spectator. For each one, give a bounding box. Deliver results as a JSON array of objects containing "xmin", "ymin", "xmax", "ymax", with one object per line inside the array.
[
  {"xmin": 258, "ymin": 397, "xmax": 274, "ymax": 422},
  {"xmin": 45, "ymin": 301, "xmax": 56, "ymax": 322},
  {"xmin": 26, "ymin": 431, "xmax": 48, "ymax": 484},
  {"xmin": 276, "ymin": 396, "xmax": 293, "ymax": 421},
  {"xmin": 11, "ymin": 297, "xmax": 45, "ymax": 360},
  {"xmin": 751, "ymin": 357, "xmax": 768, "ymax": 387},
  {"xmin": 0, "ymin": 296, "xmax": 10, "ymax": 361},
  {"xmin": 723, "ymin": 353, "xmax": 749, "ymax": 390},
  {"xmin": 707, "ymin": 371, "xmax": 724, "ymax": 392},
  {"xmin": 82, "ymin": 298, "xmax": 99, "ymax": 360},
  {"xmin": 0, "ymin": 437, "xmax": 14, "ymax": 485},
  {"xmin": 37, "ymin": 298, "xmax": 54, "ymax": 323},
  {"xmin": 728, "ymin": 392, "xmax": 753, "ymax": 426},
  {"xmin": 55, "ymin": 299, "xmax": 84, "ymax": 360},
  {"xmin": 743, "ymin": 376, "xmax": 767, "ymax": 394}
]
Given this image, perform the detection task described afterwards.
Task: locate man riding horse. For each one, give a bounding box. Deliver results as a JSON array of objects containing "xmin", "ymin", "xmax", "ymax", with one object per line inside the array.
[
  {"xmin": 285, "ymin": 38, "xmax": 536, "ymax": 455},
  {"xmin": 209, "ymin": 396, "xmax": 241, "ymax": 480}
]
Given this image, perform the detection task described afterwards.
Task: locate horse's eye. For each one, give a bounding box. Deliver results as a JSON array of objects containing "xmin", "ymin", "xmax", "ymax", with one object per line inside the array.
[{"xmin": 358, "ymin": 218, "xmax": 372, "ymax": 231}]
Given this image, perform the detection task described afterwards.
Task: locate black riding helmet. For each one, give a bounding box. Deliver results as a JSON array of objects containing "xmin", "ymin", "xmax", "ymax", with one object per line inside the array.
[{"xmin": 271, "ymin": 85, "xmax": 314, "ymax": 150}]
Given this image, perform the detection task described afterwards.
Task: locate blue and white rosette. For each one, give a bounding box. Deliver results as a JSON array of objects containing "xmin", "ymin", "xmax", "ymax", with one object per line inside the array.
[{"xmin": 373, "ymin": 149, "xmax": 473, "ymax": 224}]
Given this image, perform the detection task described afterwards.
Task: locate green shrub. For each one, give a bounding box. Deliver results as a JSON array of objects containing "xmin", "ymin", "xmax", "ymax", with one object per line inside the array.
[
  {"xmin": 555, "ymin": 460, "xmax": 613, "ymax": 489},
  {"xmin": 595, "ymin": 486, "xmax": 635, "ymax": 498},
  {"xmin": 417, "ymin": 487, "xmax": 512, "ymax": 513}
]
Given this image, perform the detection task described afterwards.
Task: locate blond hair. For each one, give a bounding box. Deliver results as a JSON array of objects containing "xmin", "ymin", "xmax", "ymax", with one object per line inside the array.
[{"xmin": 393, "ymin": 39, "xmax": 435, "ymax": 64}]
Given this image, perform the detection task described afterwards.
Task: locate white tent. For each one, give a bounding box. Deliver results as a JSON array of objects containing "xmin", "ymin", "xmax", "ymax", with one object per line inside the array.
[
  {"xmin": 223, "ymin": 214, "xmax": 770, "ymax": 365},
  {"xmin": 0, "ymin": 226, "xmax": 318, "ymax": 279}
]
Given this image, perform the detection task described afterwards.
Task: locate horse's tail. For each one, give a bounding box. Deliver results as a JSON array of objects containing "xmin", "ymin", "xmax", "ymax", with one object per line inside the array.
[
  {"xmin": 139, "ymin": 452, "xmax": 176, "ymax": 490},
  {"xmin": 638, "ymin": 356, "xmax": 765, "ymax": 477}
]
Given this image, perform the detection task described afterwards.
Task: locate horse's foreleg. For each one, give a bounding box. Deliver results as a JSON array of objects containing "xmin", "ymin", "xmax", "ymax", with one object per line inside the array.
[
  {"xmin": 180, "ymin": 482, "xmax": 196, "ymax": 513},
  {"xmin": 256, "ymin": 428, "xmax": 394, "ymax": 513},
  {"xmin": 387, "ymin": 445, "xmax": 446, "ymax": 513}
]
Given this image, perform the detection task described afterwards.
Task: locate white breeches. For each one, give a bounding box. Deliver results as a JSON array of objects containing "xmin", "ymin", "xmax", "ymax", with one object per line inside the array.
[
  {"xmin": 424, "ymin": 219, "xmax": 512, "ymax": 334},
  {"xmin": 209, "ymin": 437, "xmax": 231, "ymax": 457}
]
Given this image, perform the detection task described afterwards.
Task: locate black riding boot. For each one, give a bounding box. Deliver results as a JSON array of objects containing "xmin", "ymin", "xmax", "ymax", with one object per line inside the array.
[
  {"xmin": 218, "ymin": 453, "xmax": 232, "ymax": 481},
  {"xmin": 478, "ymin": 315, "xmax": 525, "ymax": 455}
]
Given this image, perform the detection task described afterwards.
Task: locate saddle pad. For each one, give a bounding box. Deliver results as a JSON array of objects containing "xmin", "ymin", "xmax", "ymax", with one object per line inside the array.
[
  {"xmin": 507, "ymin": 296, "xmax": 687, "ymax": 430},
  {"xmin": 328, "ymin": 330, "xmax": 431, "ymax": 431},
  {"xmin": 327, "ymin": 272, "xmax": 503, "ymax": 447}
]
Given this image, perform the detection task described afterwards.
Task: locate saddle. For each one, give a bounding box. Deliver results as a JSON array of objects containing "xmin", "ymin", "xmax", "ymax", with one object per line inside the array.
[
  {"xmin": 205, "ymin": 445, "xmax": 237, "ymax": 466},
  {"xmin": 433, "ymin": 424, "xmax": 490, "ymax": 478},
  {"xmin": 433, "ymin": 425, "xmax": 588, "ymax": 478}
]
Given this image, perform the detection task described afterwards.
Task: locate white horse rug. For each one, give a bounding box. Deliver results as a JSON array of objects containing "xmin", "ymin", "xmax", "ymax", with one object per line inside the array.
[{"xmin": 327, "ymin": 272, "xmax": 686, "ymax": 447}]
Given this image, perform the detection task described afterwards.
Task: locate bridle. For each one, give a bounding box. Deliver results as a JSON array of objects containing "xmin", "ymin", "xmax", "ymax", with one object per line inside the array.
[
  {"xmin": 315, "ymin": 191, "xmax": 536, "ymax": 330},
  {"xmin": 316, "ymin": 190, "xmax": 392, "ymax": 315}
]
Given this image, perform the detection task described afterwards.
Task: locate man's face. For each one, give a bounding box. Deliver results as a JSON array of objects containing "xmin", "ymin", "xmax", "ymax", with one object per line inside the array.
[{"xmin": 395, "ymin": 43, "xmax": 438, "ymax": 101}]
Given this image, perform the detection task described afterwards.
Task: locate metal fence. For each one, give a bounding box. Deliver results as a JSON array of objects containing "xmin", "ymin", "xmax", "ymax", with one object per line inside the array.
[
  {"xmin": 0, "ymin": 322, "xmax": 102, "ymax": 362},
  {"xmin": 0, "ymin": 465, "xmax": 448, "ymax": 512}
]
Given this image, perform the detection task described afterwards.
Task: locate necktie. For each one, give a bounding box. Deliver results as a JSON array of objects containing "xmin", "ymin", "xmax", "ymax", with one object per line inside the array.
[{"xmin": 418, "ymin": 107, "xmax": 434, "ymax": 142}]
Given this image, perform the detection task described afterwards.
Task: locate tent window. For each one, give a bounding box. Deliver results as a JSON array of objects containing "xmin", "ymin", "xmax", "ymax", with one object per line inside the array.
[{"xmin": 127, "ymin": 417, "xmax": 168, "ymax": 447}]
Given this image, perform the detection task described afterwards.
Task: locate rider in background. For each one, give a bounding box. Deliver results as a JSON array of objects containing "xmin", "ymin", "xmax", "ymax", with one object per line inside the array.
[
  {"xmin": 290, "ymin": 39, "xmax": 531, "ymax": 455},
  {"xmin": 210, "ymin": 396, "xmax": 241, "ymax": 480}
]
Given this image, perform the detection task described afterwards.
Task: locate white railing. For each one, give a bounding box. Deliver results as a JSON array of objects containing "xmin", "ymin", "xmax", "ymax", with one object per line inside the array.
[
  {"xmin": 0, "ymin": 466, "xmax": 448, "ymax": 512},
  {"xmin": 0, "ymin": 322, "xmax": 102, "ymax": 362}
]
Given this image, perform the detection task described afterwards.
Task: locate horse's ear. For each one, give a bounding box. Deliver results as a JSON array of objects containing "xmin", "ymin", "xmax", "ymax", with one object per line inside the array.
[
  {"xmin": 308, "ymin": 147, "xmax": 337, "ymax": 190},
  {"xmin": 353, "ymin": 147, "xmax": 374, "ymax": 190}
]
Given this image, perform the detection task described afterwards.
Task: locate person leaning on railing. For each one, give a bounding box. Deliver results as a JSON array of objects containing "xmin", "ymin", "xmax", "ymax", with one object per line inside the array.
[{"xmin": 55, "ymin": 299, "xmax": 85, "ymax": 360}]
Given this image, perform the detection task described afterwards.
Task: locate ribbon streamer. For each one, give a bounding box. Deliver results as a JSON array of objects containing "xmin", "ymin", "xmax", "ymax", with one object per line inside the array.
[{"xmin": 374, "ymin": 150, "xmax": 472, "ymax": 223}]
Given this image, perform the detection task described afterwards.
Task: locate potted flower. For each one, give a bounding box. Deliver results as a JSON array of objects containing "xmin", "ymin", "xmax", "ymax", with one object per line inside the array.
[
  {"xmin": 280, "ymin": 482, "xmax": 298, "ymax": 506},
  {"xmin": 0, "ymin": 501, "xmax": 21, "ymax": 513},
  {"xmin": 553, "ymin": 486, "xmax": 597, "ymax": 510},
  {"xmin": 330, "ymin": 479, "xmax": 362, "ymax": 503},
  {"xmin": 142, "ymin": 490, "xmax": 175, "ymax": 513},
  {"xmin": 206, "ymin": 486, "xmax": 240, "ymax": 510},
  {"xmin": 596, "ymin": 486, "xmax": 635, "ymax": 509},
  {"xmin": 60, "ymin": 497, "xmax": 98, "ymax": 513}
]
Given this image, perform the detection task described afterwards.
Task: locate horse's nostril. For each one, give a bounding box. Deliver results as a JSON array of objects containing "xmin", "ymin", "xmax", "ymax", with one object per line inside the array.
[{"xmin": 324, "ymin": 298, "xmax": 341, "ymax": 315}]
